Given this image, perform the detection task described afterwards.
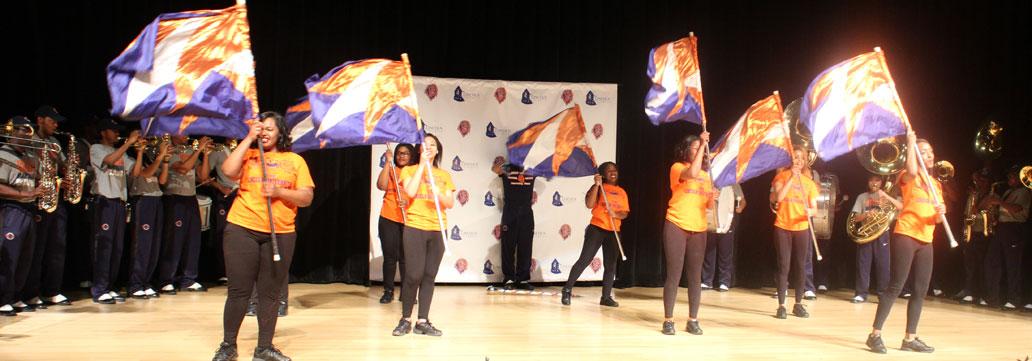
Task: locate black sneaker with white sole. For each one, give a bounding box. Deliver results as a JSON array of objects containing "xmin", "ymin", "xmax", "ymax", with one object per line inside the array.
[
  {"xmin": 414, "ymin": 321, "xmax": 442, "ymax": 336},
  {"xmin": 866, "ymin": 334, "xmax": 887, "ymax": 354},
  {"xmin": 901, "ymin": 338, "xmax": 934, "ymax": 353}
]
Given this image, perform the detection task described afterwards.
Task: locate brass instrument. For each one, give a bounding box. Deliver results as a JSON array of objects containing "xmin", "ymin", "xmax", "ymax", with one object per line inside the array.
[
  {"xmin": 782, "ymin": 98, "xmax": 837, "ymax": 239},
  {"xmin": 55, "ymin": 131, "xmax": 86, "ymax": 204},
  {"xmin": 1021, "ymin": 166, "xmax": 1032, "ymax": 189},
  {"xmin": 1, "ymin": 118, "xmax": 63, "ymax": 212},
  {"xmin": 973, "ymin": 120, "xmax": 1003, "ymax": 160},
  {"xmin": 783, "ymin": 98, "xmax": 817, "ymax": 166},
  {"xmin": 934, "ymin": 160, "xmax": 955, "ymax": 182},
  {"xmin": 847, "ymin": 136, "xmax": 906, "ymax": 244}
]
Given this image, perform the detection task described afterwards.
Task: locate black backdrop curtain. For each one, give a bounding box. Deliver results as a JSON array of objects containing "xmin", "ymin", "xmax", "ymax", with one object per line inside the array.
[{"xmin": 2, "ymin": 1, "xmax": 1030, "ymax": 288}]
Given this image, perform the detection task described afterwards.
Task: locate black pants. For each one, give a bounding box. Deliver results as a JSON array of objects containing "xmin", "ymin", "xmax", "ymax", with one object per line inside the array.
[
  {"xmin": 805, "ymin": 238, "xmax": 830, "ymax": 291},
  {"xmin": 211, "ymin": 190, "xmax": 237, "ymax": 279},
  {"xmin": 500, "ymin": 209, "xmax": 534, "ymax": 282},
  {"xmin": 401, "ymin": 226, "xmax": 445, "ymax": 320},
  {"xmin": 23, "ymin": 202, "xmax": 68, "ymax": 300},
  {"xmin": 961, "ymin": 232, "xmax": 989, "ymax": 299},
  {"xmin": 128, "ymin": 196, "xmax": 163, "ymax": 293},
  {"xmin": 856, "ymin": 232, "xmax": 891, "ymax": 298},
  {"xmin": 873, "ymin": 234, "xmax": 933, "ymax": 334},
  {"xmin": 985, "ymin": 222, "xmax": 1026, "ymax": 305},
  {"xmin": 157, "ymin": 195, "xmax": 202, "ymax": 289},
  {"xmin": 703, "ymin": 218, "xmax": 738, "ymax": 288},
  {"xmin": 565, "ymin": 225, "xmax": 619, "ymax": 297},
  {"xmin": 222, "ymin": 223, "xmax": 295, "ymax": 348},
  {"xmin": 775, "ymin": 228, "xmax": 809, "ymax": 305},
  {"xmin": 662, "ymin": 221, "xmax": 706, "ymax": 319},
  {"xmin": 90, "ymin": 196, "xmax": 126, "ymax": 298},
  {"xmin": 0, "ymin": 202, "xmax": 37, "ymax": 305},
  {"xmin": 378, "ymin": 216, "xmax": 405, "ymax": 291}
]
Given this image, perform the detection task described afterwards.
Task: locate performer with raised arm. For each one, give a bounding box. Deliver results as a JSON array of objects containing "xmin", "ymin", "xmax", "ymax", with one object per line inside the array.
[
  {"xmin": 866, "ymin": 132, "xmax": 944, "ymax": 354},
  {"xmin": 661, "ymin": 132, "xmax": 713, "ymax": 336},
  {"xmin": 561, "ymin": 161, "xmax": 628, "ymax": 307},
  {"xmin": 126, "ymin": 137, "xmax": 170, "ymax": 299},
  {"xmin": 156, "ymin": 134, "xmax": 212, "ymax": 294},
  {"xmin": 392, "ymin": 134, "xmax": 454, "ymax": 337},
  {"xmin": 88, "ymin": 119, "xmax": 137, "ymax": 304},
  {"xmin": 491, "ymin": 157, "xmax": 537, "ymax": 291},
  {"xmin": 375, "ymin": 144, "xmax": 414, "ymax": 303},
  {"xmin": 770, "ymin": 148, "xmax": 819, "ymax": 319},
  {"xmin": 212, "ymin": 112, "xmax": 314, "ymax": 361}
]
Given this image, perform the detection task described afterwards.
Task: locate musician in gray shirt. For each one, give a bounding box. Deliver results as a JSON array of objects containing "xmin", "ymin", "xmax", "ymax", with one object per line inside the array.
[
  {"xmin": 983, "ymin": 166, "xmax": 1031, "ymax": 309},
  {"xmin": 156, "ymin": 135, "xmax": 211, "ymax": 294},
  {"xmin": 87, "ymin": 119, "xmax": 136, "ymax": 304}
]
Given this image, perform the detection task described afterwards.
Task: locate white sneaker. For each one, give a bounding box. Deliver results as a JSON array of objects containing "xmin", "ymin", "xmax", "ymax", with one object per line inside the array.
[
  {"xmin": 1024, "ymin": 304, "xmax": 1032, "ymax": 310},
  {"xmin": 160, "ymin": 284, "xmax": 176, "ymax": 292},
  {"xmin": 144, "ymin": 288, "xmax": 157, "ymax": 296},
  {"xmin": 804, "ymin": 290, "xmax": 817, "ymax": 299},
  {"xmin": 979, "ymin": 299, "xmax": 988, "ymax": 306},
  {"xmin": 218, "ymin": 277, "xmax": 228, "ymax": 283},
  {"xmin": 1003, "ymin": 302, "xmax": 1017, "ymax": 310},
  {"xmin": 48, "ymin": 294, "xmax": 69, "ymax": 303},
  {"xmin": 718, "ymin": 284, "xmax": 730, "ymax": 292},
  {"xmin": 961, "ymin": 295, "xmax": 974, "ymax": 302},
  {"xmin": 186, "ymin": 282, "xmax": 204, "ymax": 290},
  {"xmin": 107, "ymin": 291, "xmax": 119, "ymax": 297},
  {"xmin": 817, "ymin": 285, "xmax": 828, "ymax": 292},
  {"xmin": 131, "ymin": 290, "xmax": 148, "ymax": 298},
  {"xmin": 852, "ymin": 295, "xmax": 865, "ymax": 303},
  {"xmin": 12, "ymin": 301, "xmax": 28, "ymax": 308},
  {"xmin": 701, "ymin": 283, "xmax": 712, "ymax": 290},
  {"xmin": 94, "ymin": 294, "xmax": 113, "ymax": 303},
  {"xmin": 0, "ymin": 304, "xmax": 12, "ymax": 312},
  {"xmin": 902, "ymin": 293, "xmax": 912, "ymax": 298},
  {"xmin": 932, "ymin": 289, "xmax": 943, "ymax": 296}
]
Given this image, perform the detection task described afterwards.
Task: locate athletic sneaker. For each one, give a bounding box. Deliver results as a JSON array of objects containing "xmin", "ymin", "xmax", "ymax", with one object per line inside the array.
[
  {"xmin": 717, "ymin": 284, "xmax": 730, "ymax": 292},
  {"xmin": 961, "ymin": 295, "xmax": 974, "ymax": 303},
  {"xmin": 901, "ymin": 338, "xmax": 934, "ymax": 353},
  {"xmin": 803, "ymin": 290, "xmax": 817, "ymax": 300},
  {"xmin": 700, "ymin": 283, "xmax": 712, "ymax": 290},
  {"xmin": 866, "ymin": 333, "xmax": 887, "ymax": 354},
  {"xmin": 1003, "ymin": 302, "xmax": 1017, "ymax": 310},
  {"xmin": 852, "ymin": 295, "xmax": 865, "ymax": 303}
]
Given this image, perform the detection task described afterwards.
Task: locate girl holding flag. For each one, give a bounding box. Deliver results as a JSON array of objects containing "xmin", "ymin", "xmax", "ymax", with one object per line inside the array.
[
  {"xmin": 661, "ymin": 132, "xmax": 713, "ymax": 336},
  {"xmin": 376, "ymin": 144, "xmax": 415, "ymax": 304},
  {"xmin": 392, "ymin": 133, "xmax": 454, "ymax": 337},
  {"xmin": 770, "ymin": 148, "xmax": 819, "ymax": 320}
]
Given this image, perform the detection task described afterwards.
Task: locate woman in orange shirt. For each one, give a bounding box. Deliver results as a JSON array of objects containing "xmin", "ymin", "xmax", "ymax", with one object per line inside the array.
[
  {"xmin": 212, "ymin": 112, "xmax": 315, "ymax": 361},
  {"xmin": 376, "ymin": 144, "xmax": 415, "ymax": 304},
  {"xmin": 392, "ymin": 133, "xmax": 455, "ymax": 337},
  {"xmin": 561, "ymin": 161, "xmax": 629, "ymax": 307},
  {"xmin": 866, "ymin": 132, "xmax": 943, "ymax": 354},
  {"xmin": 770, "ymin": 148, "xmax": 819, "ymax": 320},
  {"xmin": 662, "ymin": 132, "xmax": 713, "ymax": 336}
]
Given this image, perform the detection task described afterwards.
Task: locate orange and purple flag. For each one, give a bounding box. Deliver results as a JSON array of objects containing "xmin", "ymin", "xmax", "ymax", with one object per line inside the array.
[
  {"xmin": 710, "ymin": 93, "xmax": 792, "ymax": 188},
  {"xmin": 506, "ymin": 105, "xmax": 597, "ymax": 178},
  {"xmin": 645, "ymin": 35, "xmax": 706, "ymax": 126},
  {"xmin": 107, "ymin": 4, "xmax": 257, "ymax": 139},
  {"xmin": 800, "ymin": 50, "xmax": 908, "ymax": 161},
  {"xmin": 301, "ymin": 59, "xmax": 423, "ymax": 152}
]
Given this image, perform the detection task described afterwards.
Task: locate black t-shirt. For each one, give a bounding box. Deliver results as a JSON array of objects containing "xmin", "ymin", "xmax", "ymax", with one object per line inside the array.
[{"xmin": 500, "ymin": 170, "xmax": 535, "ymax": 211}]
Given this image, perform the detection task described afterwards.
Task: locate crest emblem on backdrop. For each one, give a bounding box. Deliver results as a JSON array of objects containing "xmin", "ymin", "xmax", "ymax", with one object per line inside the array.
[
  {"xmin": 453, "ymin": 86, "xmax": 465, "ymax": 102},
  {"xmin": 585, "ymin": 90, "xmax": 597, "ymax": 105},
  {"xmin": 457, "ymin": 189, "xmax": 469, "ymax": 205},
  {"xmin": 486, "ymin": 122, "xmax": 497, "ymax": 138},
  {"xmin": 552, "ymin": 191, "xmax": 563, "ymax": 206},
  {"xmin": 494, "ymin": 87, "xmax": 506, "ymax": 103},
  {"xmin": 521, "ymin": 89, "xmax": 533, "ymax": 104},
  {"xmin": 590, "ymin": 257, "xmax": 602, "ymax": 273},
  {"xmin": 455, "ymin": 258, "xmax": 468, "ymax": 274},
  {"xmin": 451, "ymin": 156, "xmax": 463, "ymax": 171},
  {"xmin": 457, "ymin": 120, "xmax": 471, "ymax": 137},
  {"xmin": 483, "ymin": 260, "xmax": 495, "ymax": 275},
  {"xmin": 559, "ymin": 224, "xmax": 571, "ymax": 240},
  {"xmin": 450, "ymin": 226, "xmax": 462, "ymax": 240},
  {"xmin": 484, "ymin": 191, "xmax": 495, "ymax": 206},
  {"xmin": 425, "ymin": 84, "xmax": 438, "ymax": 100},
  {"xmin": 492, "ymin": 224, "xmax": 502, "ymax": 240},
  {"xmin": 561, "ymin": 89, "xmax": 573, "ymax": 105},
  {"xmin": 551, "ymin": 259, "xmax": 562, "ymax": 274},
  {"xmin": 592, "ymin": 123, "xmax": 604, "ymax": 139}
]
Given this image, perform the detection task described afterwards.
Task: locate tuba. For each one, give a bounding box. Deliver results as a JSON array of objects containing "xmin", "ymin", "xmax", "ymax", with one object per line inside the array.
[
  {"xmin": 846, "ymin": 136, "xmax": 906, "ymax": 244},
  {"xmin": 973, "ymin": 120, "xmax": 1003, "ymax": 160},
  {"xmin": 1020, "ymin": 166, "xmax": 1032, "ymax": 189},
  {"xmin": 56, "ymin": 131, "xmax": 86, "ymax": 204}
]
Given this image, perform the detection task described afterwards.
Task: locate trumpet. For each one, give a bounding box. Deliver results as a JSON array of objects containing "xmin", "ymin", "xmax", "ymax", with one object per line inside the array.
[{"xmin": 933, "ymin": 160, "xmax": 955, "ymax": 182}]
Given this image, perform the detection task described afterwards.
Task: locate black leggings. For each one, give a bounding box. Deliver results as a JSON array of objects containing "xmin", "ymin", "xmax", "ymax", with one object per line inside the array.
[
  {"xmin": 565, "ymin": 225, "xmax": 619, "ymax": 297},
  {"xmin": 221, "ymin": 224, "xmax": 296, "ymax": 348},
  {"xmin": 662, "ymin": 221, "xmax": 706, "ymax": 319},
  {"xmin": 873, "ymin": 234, "xmax": 933, "ymax": 334},
  {"xmin": 775, "ymin": 228, "xmax": 810, "ymax": 305},
  {"xmin": 401, "ymin": 226, "xmax": 445, "ymax": 320},
  {"xmin": 378, "ymin": 217, "xmax": 405, "ymax": 291}
]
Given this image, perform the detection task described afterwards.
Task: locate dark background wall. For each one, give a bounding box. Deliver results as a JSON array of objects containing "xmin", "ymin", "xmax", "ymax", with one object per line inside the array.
[{"xmin": 3, "ymin": 1, "xmax": 1030, "ymax": 289}]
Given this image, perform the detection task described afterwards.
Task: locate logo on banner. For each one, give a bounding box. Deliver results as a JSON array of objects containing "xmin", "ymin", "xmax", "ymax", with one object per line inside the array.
[
  {"xmin": 559, "ymin": 224, "xmax": 572, "ymax": 240},
  {"xmin": 551, "ymin": 259, "xmax": 562, "ymax": 274},
  {"xmin": 457, "ymin": 189, "xmax": 469, "ymax": 206},
  {"xmin": 484, "ymin": 191, "xmax": 496, "ymax": 207},
  {"xmin": 450, "ymin": 226, "xmax": 462, "ymax": 240},
  {"xmin": 425, "ymin": 84, "xmax": 438, "ymax": 100},
  {"xmin": 453, "ymin": 86, "xmax": 465, "ymax": 102},
  {"xmin": 142, "ymin": 223, "xmax": 151, "ymax": 231},
  {"xmin": 102, "ymin": 223, "xmax": 110, "ymax": 231},
  {"xmin": 4, "ymin": 232, "xmax": 14, "ymax": 240},
  {"xmin": 451, "ymin": 156, "xmax": 464, "ymax": 171},
  {"xmin": 379, "ymin": 153, "xmax": 387, "ymax": 168},
  {"xmin": 521, "ymin": 89, "xmax": 533, "ymax": 104},
  {"xmin": 552, "ymin": 191, "xmax": 564, "ymax": 206},
  {"xmin": 592, "ymin": 123, "xmax": 604, "ymax": 139},
  {"xmin": 483, "ymin": 260, "xmax": 495, "ymax": 274},
  {"xmin": 531, "ymin": 191, "xmax": 538, "ymax": 205},
  {"xmin": 494, "ymin": 87, "xmax": 507, "ymax": 103},
  {"xmin": 457, "ymin": 120, "xmax": 471, "ymax": 137},
  {"xmin": 493, "ymin": 224, "xmax": 502, "ymax": 240},
  {"xmin": 455, "ymin": 258, "xmax": 468, "ymax": 274},
  {"xmin": 562, "ymin": 89, "xmax": 573, "ymax": 105},
  {"xmin": 486, "ymin": 122, "xmax": 497, "ymax": 138},
  {"xmin": 585, "ymin": 90, "xmax": 597, "ymax": 105},
  {"xmin": 590, "ymin": 257, "xmax": 602, "ymax": 273}
]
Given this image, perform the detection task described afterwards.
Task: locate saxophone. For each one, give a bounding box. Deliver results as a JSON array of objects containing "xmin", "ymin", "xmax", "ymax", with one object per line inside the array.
[
  {"xmin": 37, "ymin": 141, "xmax": 62, "ymax": 213},
  {"xmin": 59, "ymin": 132, "xmax": 86, "ymax": 204}
]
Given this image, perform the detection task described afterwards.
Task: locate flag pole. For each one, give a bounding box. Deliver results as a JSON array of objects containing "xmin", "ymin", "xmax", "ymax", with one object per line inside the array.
[
  {"xmin": 598, "ymin": 184, "xmax": 627, "ymax": 261},
  {"xmin": 775, "ymin": 91, "xmax": 823, "ymax": 261},
  {"xmin": 874, "ymin": 47, "xmax": 959, "ymax": 248},
  {"xmin": 402, "ymin": 53, "xmax": 451, "ymax": 255}
]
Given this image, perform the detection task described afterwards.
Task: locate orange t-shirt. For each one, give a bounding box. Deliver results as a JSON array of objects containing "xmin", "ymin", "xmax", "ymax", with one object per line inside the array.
[
  {"xmin": 590, "ymin": 184, "xmax": 629, "ymax": 232},
  {"xmin": 379, "ymin": 167, "xmax": 407, "ymax": 224},
  {"xmin": 772, "ymin": 170, "xmax": 819, "ymax": 231},
  {"xmin": 893, "ymin": 174, "xmax": 944, "ymax": 243},
  {"xmin": 227, "ymin": 149, "xmax": 315, "ymax": 234},
  {"xmin": 665, "ymin": 163, "xmax": 713, "ymax": 232},
  {"xmin": 399, "ymin": 165, "xmax": 455, "ymax": 231}
]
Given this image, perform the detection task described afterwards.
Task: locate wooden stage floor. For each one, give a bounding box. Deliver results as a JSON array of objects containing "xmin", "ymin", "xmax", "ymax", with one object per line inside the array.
[{"xmin": 2, "ymin": 283, "xmax": 1030, "ymax": 360}]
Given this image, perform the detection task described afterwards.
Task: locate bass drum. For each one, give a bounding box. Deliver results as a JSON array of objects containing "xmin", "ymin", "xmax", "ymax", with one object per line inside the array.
[{"xmin": 811, "ymin": 171, "xmax": 838, "ymax": 240}]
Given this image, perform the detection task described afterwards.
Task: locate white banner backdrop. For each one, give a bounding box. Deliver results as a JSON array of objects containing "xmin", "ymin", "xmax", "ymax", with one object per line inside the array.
[{"xmin": 369, "ymin": 76, "xmax": 618, "ymax": 283}]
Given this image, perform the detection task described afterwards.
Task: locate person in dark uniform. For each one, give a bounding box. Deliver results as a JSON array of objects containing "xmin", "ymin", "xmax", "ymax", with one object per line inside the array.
[
  {"xmin": 983, "ymin": 166, "xmax": 1030, "ymax": 310},
  {"xmin": 200, "ymin": 137, "xmax": 240, "ymax": 284},
  {"xmin": 157, "ymin": 135, "xmax": 211, "ymax": 294},
  {"xmin": 492, "ymin": 158, "xmax": 536, "ymax": 290},
  {"xmin": 850, "ymin": 175, "xmax": 901, "ymax": 303},
  {"xmin": 702, "ymin": 184, "xmax": 745, "ymax": 292},
  {"xmin": 126, "ymin": 138, "xmax": 169, "ymax": 299},
  {"xmin": 952, "ymin": 170, "xmax": 993, "ymax": 304},
  {"xmin": 22, "ymin": 105, "xmax": 73, "ymax": 309},
  {"xmin": 88, "ymin": 119, "xmax": 137, "ymax": 304},
  {"xmin": 0, "ymin": 116, "xmax": 42, "ymax": 316}
]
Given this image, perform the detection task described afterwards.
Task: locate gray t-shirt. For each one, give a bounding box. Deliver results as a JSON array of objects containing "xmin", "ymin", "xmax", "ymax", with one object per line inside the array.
[
  {"xmin": 0, "ymin": 146, "xmax": 38, "ymax": 203},
  {"xmin": 90, "ymin": 144, "xmax": 134, "ymax": 201},
  {"xmin": 999, "ymin": 187, "xmax": 1031, "ymax": 223},
  {"xmin": 208, "ymin": 149, "xmax": 239, "ymax": 189},
  {"xmin": 129, "ymin": 174, "xmax": 163, "ymax": 197},
  {"xmin": 164, "ymin": 147, "xmax": 197, "ymax": 196}
]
